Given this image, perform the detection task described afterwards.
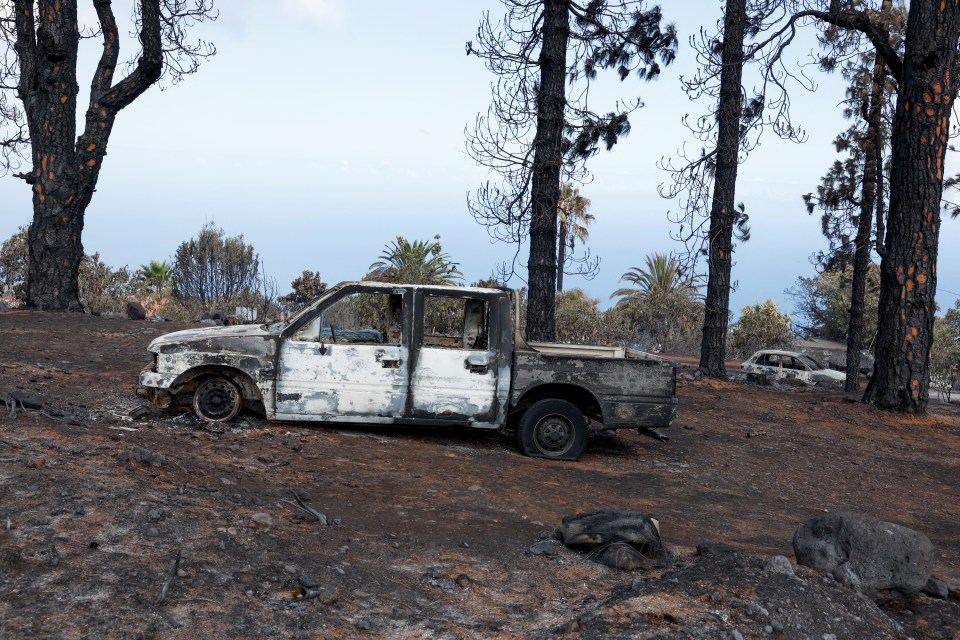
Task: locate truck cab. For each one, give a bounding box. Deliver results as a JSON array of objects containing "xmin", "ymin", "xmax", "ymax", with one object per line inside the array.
[{"xmin": 274, "ymin": 282, "xmax": 512, "ymax": 427}]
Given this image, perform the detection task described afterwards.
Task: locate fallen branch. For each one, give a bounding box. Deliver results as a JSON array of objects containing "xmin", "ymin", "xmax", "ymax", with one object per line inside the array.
[
  {"xmin": 282, "ymin": 489, "xmax": 328, "ymax": 524},
  {"xmin": 156, "ymin": 548, "xmax": 182, "ymax": 605}
]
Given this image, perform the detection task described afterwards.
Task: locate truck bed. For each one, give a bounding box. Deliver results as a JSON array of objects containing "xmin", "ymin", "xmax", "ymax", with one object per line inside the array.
[
  {"xmin": 526, "ymin": 341, "xmax": 665, "ymax": 362},
  {"xmin": 511, "ymin": 346, "xmax": 677, "ymax": 430}
]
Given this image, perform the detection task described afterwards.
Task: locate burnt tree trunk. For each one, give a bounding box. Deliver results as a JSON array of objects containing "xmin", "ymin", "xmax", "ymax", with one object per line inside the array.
[
  {"xmin": 699, "ymin": 0, "xmax": 746, "ymax": 377},
  {"xmin": 556, "ymin": 220, "xmax": 567, "ymax": 292},
  {"xmin": 844, "ymin": 52, "xmax": 886, "ymax": 392},
  {"xmin": 15, "ymin": 0, "xmax": 163, "ymax": 310},
  {"xmin": 525, "ymin": 0, "xmax": 568, "ymax": 342},
  {"xmin": 863, "ymin": 0, "xmax": 960, "ymax": 412}
]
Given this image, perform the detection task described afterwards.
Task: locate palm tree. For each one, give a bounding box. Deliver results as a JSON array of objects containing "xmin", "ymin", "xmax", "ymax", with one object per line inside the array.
[
  {"xmin": 556, "ymin": 184, "xmax": 595, "ymax": 292},
  {"xmin": 612, "ymin": 253, "xmax": 698, "ymax": 304},
  {"xmin": 138, "ymin": 260, "xmax": 173, "ymax": 296},
  {"xmin": 612, "ymin": 253, "xmax": 702, "ymax": 348},
  {"xmin": 368, "ymin": 236, "xmax": 462, "ymax": 285}
]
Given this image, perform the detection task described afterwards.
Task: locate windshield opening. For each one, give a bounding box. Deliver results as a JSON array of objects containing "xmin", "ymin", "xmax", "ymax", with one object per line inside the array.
[{"xmin": 279, "ymin": 283, "xmax": 346, "ymax": 328}]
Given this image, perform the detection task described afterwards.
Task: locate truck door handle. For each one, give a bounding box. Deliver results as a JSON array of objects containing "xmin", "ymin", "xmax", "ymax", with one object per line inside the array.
[
  {"xmin": 465, "ymin": 354, "xmax": 491, "ymax": 374},
  {"xmin": 381, "ymin": 358, "xmax": 401, "ymax": 369}
]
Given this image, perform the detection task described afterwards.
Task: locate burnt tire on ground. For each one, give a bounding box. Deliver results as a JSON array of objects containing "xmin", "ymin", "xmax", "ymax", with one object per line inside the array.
[
  {"xmin": 192, "ymin": 377, "xmax": 242, "ymax": 422},
  {"xmin": 515, "ymin": 399, "xmax": 588, "ymax": 461}
]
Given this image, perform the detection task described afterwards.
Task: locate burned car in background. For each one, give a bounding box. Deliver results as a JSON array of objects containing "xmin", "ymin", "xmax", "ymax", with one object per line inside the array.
[
  {"xmin": 741, "ymin": 350, "xmax": 846, "ymax": 387},
  {"xmin": 137, "ymin": 282, "xmax": 677, "ymax": 461},
  {"xmin": 794, "ymin": 337, "xmax": 874, "ymax": 376}
]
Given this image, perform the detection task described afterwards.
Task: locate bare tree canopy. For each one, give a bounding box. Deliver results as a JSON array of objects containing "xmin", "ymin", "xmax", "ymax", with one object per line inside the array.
[
  {"xmin": 172, "ymin": 222, "xmax": 259, "ymax": 305},
  {"xmin": 0, "ymin": 0, "xmax": 217, "ymax": 310},
  {"xmin": 744, "ymin": 0, "xmax": 960, "ymax": 412},
  {"xmin": 659, "ymin": 0, "xmax": 816, "ymax": 378},
  {"xmin": 466, "ymin": 0, "xmax": 677, "ymax": 341},
  {"xmin": 803, "ymin": 0, "xmax": 903, "ymax": 392}
]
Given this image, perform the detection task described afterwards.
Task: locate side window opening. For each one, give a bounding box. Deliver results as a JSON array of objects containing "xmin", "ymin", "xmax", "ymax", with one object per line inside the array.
[
  {"xmin": 783, "ymin": 357, "xmax": 806, "ymax": 371},
  {"xmin": 294, "ymin": 292, "xmax": 402, "ymax": 345},
  {"xmin": 423, "ymin": 296, "xmax": 489, "ymax": 350}
]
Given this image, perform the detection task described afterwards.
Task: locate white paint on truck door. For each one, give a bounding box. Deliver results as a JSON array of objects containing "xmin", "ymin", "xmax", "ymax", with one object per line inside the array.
[
  {"xmin": 275, "ymin": 290, "xmax": 408, "ymax": 422},
  {"xmin": 410, "ymin": 296, "xmax": 499, "ymax": 424}
]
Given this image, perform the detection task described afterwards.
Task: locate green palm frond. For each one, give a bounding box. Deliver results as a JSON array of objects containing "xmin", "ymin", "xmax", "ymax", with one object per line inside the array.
[
  {"xmin": 369, "ymin": 235, "xmax": 462, "ymax": 285},
  {"xmin": 558, "ymin": 184, "xmax": 594, "ymax": 247},
  {"xmin": 611, "ymin": 253, "xmax": 700, "ymax": 305},
  {"xmin": 138, "ymin": 260, "xmax": 173, "ymax": 295}
]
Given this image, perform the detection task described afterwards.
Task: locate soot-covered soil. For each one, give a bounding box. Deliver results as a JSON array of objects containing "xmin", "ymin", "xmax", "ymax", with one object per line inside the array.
[{"xmin": 0, "ymin": 311, "xmax": 958, "ymax": 638}]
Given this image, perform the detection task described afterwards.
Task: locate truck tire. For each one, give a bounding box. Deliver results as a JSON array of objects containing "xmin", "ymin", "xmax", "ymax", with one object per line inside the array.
[
  {"xmin": 193, "ymin": 377, "xmax": 242, "ymax": 422},
  {"xmin": 515, "ymin": 399, "xmax": 588, "ymax": 461}
]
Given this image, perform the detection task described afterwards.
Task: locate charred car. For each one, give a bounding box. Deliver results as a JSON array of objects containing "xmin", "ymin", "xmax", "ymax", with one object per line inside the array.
[
  {"xmin": 137, "ymin": 282, "xmax": 677, "ymax": 460},
  {"xmin": 741, "ymin": 349, "xmax": 846, "ymax": 387}
]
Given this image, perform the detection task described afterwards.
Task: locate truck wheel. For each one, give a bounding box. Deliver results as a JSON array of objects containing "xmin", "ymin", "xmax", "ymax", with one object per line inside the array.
[
  {"xmin": 193, "ymin": 377, "xmax": 242, "ymax": 422},
  {"xmin": 515, "ymin": 399, "xmax": 588, "ymax": 461}
]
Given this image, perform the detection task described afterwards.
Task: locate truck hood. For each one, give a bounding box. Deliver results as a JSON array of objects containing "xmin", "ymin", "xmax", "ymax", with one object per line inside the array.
[{"xmin": 148, "ymin": 324, "xmax": 280, "ymax": 353}]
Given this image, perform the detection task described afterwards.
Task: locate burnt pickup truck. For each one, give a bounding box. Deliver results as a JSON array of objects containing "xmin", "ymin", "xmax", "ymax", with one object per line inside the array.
[{"xmin": 137, "ymin": 282, "xmax": 676, "ymax": 460}]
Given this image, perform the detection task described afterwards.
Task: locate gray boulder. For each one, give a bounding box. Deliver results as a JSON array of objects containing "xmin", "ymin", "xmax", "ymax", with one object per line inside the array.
[
  {"xmin": 922, "ymin": 577, "xmax": 949, "ymax": 600},
  {"xmin": 764, "ymin": 555, "xmax": 795, "ymax": 575},
  {"xmin": 793, "ymin": 511, "xmax": 934, "ymax": 597}
]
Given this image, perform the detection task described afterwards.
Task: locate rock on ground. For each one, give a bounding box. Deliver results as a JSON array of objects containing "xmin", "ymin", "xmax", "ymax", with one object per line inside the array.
[
  {"xmin": 793, "ymin": 511, "xmax": 934, "ymax": 597},
  {"xmin": 529, "ymin": 550, "xmax": 905, "ymax": 639},
  {"xmin": 125, "ymin": 300, "xmax": 147, "ymax": 320}
]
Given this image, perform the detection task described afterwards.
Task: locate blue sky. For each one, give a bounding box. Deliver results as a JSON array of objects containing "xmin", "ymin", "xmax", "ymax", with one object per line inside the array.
[{"xmin": 2, "ymin": 0, "xmax": 958, "ymax": 316}]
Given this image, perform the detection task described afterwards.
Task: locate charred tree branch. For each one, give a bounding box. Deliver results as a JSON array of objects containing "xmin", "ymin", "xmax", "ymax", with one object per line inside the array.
[{"xmin": 100, "ymin": 0, "xmax": 163, "ymax": 111}]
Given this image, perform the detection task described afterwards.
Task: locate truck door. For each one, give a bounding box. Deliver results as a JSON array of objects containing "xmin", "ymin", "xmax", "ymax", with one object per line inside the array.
[
  {"xmin": 409, "ymin": 293, "xmax": 500, "ymax": 425},
  {"xmin": 275, "ymin": 288, "xmax": 409, "ymax": 422}
]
